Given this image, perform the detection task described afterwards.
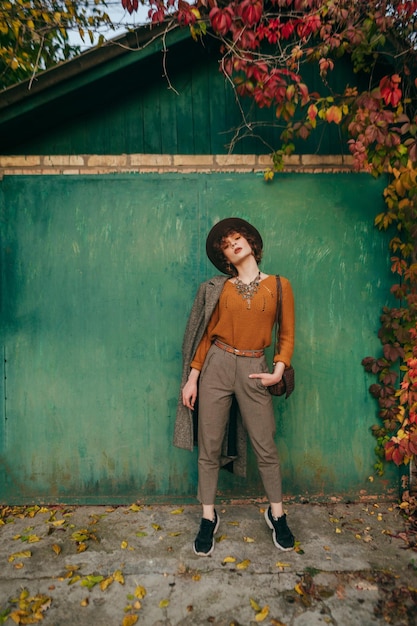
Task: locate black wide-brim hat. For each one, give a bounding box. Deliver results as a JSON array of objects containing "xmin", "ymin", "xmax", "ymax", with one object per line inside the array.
[{"xmin": 206, "ymin": 217, "xmax": 263, "ymax": 274}]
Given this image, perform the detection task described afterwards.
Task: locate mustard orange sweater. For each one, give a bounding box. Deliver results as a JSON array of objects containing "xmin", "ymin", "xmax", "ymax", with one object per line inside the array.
[{"xmin": 191, "ymin": 275, "xmax": 295, "ymax": 370}]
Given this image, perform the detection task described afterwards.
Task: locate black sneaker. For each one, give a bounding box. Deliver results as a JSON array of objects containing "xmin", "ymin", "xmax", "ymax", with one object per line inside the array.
[
  {"xmin": 193, "ymin": 510, "xmax": 220, "ymax": 556},
  {"xmin": 264, "ymin": 507, "xmax": 295, "ymax": 551}
]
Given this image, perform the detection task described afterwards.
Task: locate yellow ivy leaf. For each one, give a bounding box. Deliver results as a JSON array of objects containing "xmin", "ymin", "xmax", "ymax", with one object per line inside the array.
[
  {"xmin": 121, "ymin": 541, "xmax": 128, "ymax": 549},
  {"xmin": 77, "ymin": 542, "xmax": 88, "ymax": 553},
  {"xmin": 159, "ymin": 599, "xmax": 170, "ymax": 608},
  {"xmin": 255, "ymin": 605, "xmax": 270, "ymax": 622},
  {"xmin": 335, "ymin": 528, "xmax": 342, "ymax": 534},
  {"xmin": 51, "ymin": 519, "xmax": 66, "ymax": 527},
  {"xmin": 223, "ymin": 556, "xmax": 236, "ymax": 563},
  {"xmin": 52, "ymin": 544, "xmax": 62, "ymax": 555},
  {"xmin": 134, "ymin": 585, "xmax": 147, "ymax": 599},
  {"xmin": 170, "ymin": 508, "xmax": 184, "ymax": 515},
  {"xmin": 250, "ymin": 598, "xmax": 261, "ymax": 612},
  {"xmin": 129, "ymin": 504, "xmax": 142, "ymax": 512},
  {"xmin": 236, "ymin": 559, "xmax": 251, "ymax": 570},
  {"xmin": 122, "ymin": 615, "xmax": 138, "ymax": 626}
]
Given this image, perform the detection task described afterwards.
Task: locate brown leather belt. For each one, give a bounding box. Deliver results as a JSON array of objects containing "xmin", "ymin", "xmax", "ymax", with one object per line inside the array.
[{"xmin": 214, "ymin": 339, "xmax": 264, "ymax": 358}]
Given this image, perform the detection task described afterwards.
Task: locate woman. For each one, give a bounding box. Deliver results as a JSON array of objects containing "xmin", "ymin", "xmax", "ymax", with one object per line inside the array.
[{"xmin": 175, "ymin": 217, "xmax": 295, "ymax": 556}]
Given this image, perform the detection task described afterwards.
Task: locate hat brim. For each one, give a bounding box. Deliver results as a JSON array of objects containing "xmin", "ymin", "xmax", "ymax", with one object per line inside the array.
[{"xmin": 206, "ymin": 217, "xmax": 263, "ymax": 274}]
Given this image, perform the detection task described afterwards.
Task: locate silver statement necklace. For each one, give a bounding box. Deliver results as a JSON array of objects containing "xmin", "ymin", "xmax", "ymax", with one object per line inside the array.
[{"xmin": 234, "ymin": 271, "xmax": 261, "ymax": 309}]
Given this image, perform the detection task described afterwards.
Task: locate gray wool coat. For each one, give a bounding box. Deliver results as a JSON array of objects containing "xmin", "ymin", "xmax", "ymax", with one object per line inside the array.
[{"xmin": 174, "ymin": 275, "xmax": 247, "ymax": 478}]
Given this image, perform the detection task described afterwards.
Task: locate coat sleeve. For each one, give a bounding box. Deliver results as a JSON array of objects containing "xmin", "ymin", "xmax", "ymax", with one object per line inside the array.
[{"xmin": 173, "ymin": 277, "xmax": 227, "ymax": 451}]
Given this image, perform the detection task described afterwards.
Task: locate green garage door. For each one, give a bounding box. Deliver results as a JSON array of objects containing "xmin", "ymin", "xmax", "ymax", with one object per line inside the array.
[{"xmin": 0, "ymin": 173, "xmax": 397, "ymax": 504}]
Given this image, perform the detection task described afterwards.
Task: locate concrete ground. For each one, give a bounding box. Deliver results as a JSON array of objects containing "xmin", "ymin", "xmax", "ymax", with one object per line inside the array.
[{"xmin": 0, "ymin": 500, "xmax": 416, "ymax": 626}]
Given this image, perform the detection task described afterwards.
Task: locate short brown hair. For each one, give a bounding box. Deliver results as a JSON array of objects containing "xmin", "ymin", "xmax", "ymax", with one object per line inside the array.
[{"xmin": 212, "ymin": 227, "xmax": 263, "ymax": 276}]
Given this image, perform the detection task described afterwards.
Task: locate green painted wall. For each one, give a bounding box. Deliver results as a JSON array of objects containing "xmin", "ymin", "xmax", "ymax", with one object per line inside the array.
[
  {"xmin": 1, "ymin": 38, "xmax": 355, "ymax": 157},
  {"xmin": 0, "ymin": 173, "xmax": 398, "ymax": 504}
]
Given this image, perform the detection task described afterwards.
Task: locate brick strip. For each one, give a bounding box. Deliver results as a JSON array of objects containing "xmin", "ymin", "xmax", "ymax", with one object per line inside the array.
[{"xmin": 0, "ymin": 154, "xmax": 355, "ymax": 176}]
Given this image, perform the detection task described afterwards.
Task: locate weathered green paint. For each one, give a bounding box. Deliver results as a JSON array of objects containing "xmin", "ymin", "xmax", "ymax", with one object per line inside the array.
[{"xmin": 0, "ymin": 173, "xmax": 398, "ymax": 504}]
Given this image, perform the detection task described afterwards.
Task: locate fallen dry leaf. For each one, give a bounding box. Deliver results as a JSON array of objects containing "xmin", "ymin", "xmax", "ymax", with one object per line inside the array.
[
  {"xmin": 170, "ymin": 508, "xmax": 184, "ymax": 515},
  {"xmin": 113, "ymin": 570, "xmax": 125, "ymax": 585},
  {"xmin": 81, "ymin": 575, "xmax": 104, "ymax": 590},
  {"xmin": 134, "ymin": 585, "xmax": 147, "ymax": 599},
  {"xmin": 100, "ymin": 576, "xmax": 114, "ymax": 591},
  {"xmin": 250, "ymin": 598, "xmax": 261, "ymax": 612},
  {"xmin": 159, "ymin": 599, "xmax": 170, "ymax": 608},
  {"xmin": 52, "ymin": 544, "xmax": 62, "ymax": 555},
  {"xmin": 223, "ymin": 556, "xmax": 236, "ymax": 564},
  {"xmin": 77, "ymin": 542, "xmax": 88, "ymax": 553},
  {"xmin": 236, "ymin": 559, "xmax": 251, "ymax": 570},
  {"xmin": 122, "ymin": 614, "xmax": 138, "ymax": 626},
  {"xmin": 294, "ymin": 582, "xmax": 306, "ymax": 596},
  {"xmin": 8, "ymin": 550, "xmax": 32, "ymax": 563},
  {"xmin": 243, "ymin": 536, "xmax": 255, "ymax": 543},
  {"xmin": 255, "ymin": 605, "xmax": 270, "ymax": 622}
]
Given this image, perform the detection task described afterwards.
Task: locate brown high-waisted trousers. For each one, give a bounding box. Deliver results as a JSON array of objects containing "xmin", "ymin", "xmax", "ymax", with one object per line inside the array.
[{"xmin": 197, "ymin": 343, "xmax": 282, "ymax": 504}]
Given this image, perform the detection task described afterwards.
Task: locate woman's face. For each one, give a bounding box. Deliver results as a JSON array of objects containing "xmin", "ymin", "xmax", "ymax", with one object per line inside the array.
[{"xmin": 221, "ymin": 231, "xmax": 253, "ymax": 266}]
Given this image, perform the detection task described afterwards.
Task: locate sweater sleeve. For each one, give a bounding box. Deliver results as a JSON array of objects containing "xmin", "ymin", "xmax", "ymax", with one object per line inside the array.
[
  {"xmin": 273, "ymin": 276, "xmax": 295, "ymax": 367},
  {"xmin": 190, "ymin": 303, "xmax": 220, "ymax": 371}
]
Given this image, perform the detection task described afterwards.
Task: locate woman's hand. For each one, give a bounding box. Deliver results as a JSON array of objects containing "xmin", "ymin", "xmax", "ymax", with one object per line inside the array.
[
  {"xmin": 249, "ymin": 361, "xmax": 285, "ymax": 388},
  {"xmin": 182, "ymin": 368, "xmax": 200, "ymax": 410}
]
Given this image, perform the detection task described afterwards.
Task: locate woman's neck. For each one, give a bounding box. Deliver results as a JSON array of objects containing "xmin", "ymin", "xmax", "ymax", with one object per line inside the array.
[{"xmin": 234, "ymin": 258, "xmax": 260, "ymax": 284}]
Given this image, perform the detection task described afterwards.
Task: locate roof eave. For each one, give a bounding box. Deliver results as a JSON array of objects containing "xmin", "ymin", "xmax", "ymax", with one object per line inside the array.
[{"xmin": 0, "ymin": 22, "xmax": 189, "ymax": 112}]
